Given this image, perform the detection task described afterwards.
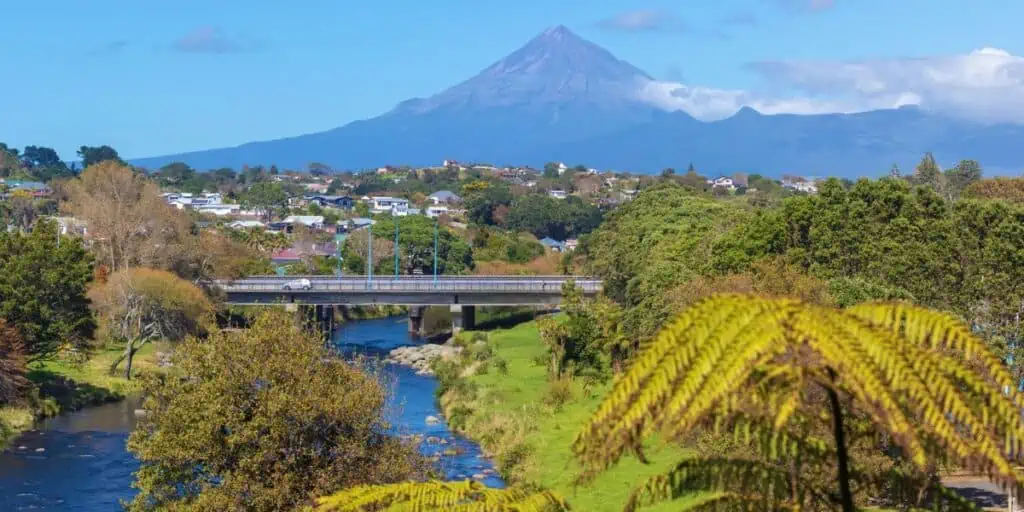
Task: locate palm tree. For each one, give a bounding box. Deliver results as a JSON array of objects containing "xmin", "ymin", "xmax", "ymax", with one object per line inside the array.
[
  {"xmin": 313, "ymin": 480, "xmax": 569, "ymax": 511},
  {"xmin": 572, "ymin": 294, "xmax": 1023, "ymax": 511}
]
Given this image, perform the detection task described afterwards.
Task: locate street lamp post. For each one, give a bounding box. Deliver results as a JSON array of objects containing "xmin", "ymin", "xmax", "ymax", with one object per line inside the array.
[
  {"xmin": 433, "ymin": 221, "xmax": 438, "ymax": 284},
  {"xmin": 394, "ymin": 221, "xmax": 400, "ymax": 279}
]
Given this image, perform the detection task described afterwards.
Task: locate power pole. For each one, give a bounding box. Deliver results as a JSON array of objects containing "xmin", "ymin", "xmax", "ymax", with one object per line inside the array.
[{"xmin": 394, "ymin": 220, "xmax": 400, "ymax": 279}]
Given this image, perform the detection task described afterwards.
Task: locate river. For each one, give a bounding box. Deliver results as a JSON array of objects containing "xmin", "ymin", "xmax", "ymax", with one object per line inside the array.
[{"xmin": 0, "ymin": 317, "xmax": 502, "ymax": 510}]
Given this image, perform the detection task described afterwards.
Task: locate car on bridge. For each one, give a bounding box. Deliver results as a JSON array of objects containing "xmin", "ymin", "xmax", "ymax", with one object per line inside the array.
[{"xmin": 282, "ymin": 278, "xmax": 312, "ymax": 291}]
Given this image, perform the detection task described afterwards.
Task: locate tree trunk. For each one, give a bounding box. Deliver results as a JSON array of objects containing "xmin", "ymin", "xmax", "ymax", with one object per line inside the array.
[
  {"xmin": 124, "ymin": 341, "xmax": 136, "ymax": 380},
  {"xmin": 826, "ymin": 369, "xmax": 855, "ymax": 512}
]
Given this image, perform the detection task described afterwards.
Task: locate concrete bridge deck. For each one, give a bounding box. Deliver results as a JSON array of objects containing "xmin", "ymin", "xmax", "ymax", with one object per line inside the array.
[{"xmin": 212, "ymin": 275, "xmax": 602, "ymax": 306}]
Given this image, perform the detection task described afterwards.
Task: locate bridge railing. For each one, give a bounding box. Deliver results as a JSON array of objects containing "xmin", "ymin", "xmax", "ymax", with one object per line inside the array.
[{"xmin": 212, "ymin": 277, "xmax": 602, "ymax": 294}]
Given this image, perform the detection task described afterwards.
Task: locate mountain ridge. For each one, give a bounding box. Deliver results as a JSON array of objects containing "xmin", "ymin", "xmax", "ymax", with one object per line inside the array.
[{"xmin": 130, "ymin": 26, "xmax": 1024, "ymax": 177}]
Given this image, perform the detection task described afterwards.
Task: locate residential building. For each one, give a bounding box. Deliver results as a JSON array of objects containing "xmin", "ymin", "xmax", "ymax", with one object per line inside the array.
[
  {"xmin": 228, "ymin": 220, "xmax": 266, "ymax": 230},
  {"xmin": 195, "ymin": 203, "xmax": 241, "ymax": 216},
  {"xmin": 2, "ymin": 180, "xmax": 51, "ymax": 197},
  {"xmin": 305, "ymin": 183, "xmax": 329, "ymax": 194},
  {"xmin": 305, "ymin": 195, "xmax": 354, "ymax": 209},
  {"xmin": 548, "ymin": 190, "xmax": 567, "ymax": 199},
  {"xmin": 564, "ymin": 239, "xmax": 579, "ymax": 251},
  {"xmin": 708, "ymin": 177, "xmax": 735, "ymax": 189},
  {"xmin": 426, "ymin": 205, "xmax": 449, "ymax": 218},
  {"xmin": 341, "ymin": 218, "xmax": 376, "ymax": 232},
  {"xmin": 539, "ymin": 237, "xmax": 566, "ymax": 252},
  {"xmin": 428, "ymin": 190, "xmax": 462, "ymax": 205},
  {"xmin": 370, "ymin": 196, "xmax": 409, "ymax": 214},
  {"xmin": 283, "ymin": 215, "xmax": 325, "ymax": 228}
]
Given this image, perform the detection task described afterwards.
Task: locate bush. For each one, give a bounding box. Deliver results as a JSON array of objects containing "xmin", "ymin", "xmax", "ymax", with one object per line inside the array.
[
  {"xmin": 493, "ymin": 357, "xmax": 509, "ymax": 375},
  {"xmin": 447, "ymin": 405, "xmax": 474, "ymax": 431},
  {"xmin": 543, "ymin": 378, "xmax": 575, "ymax": 411}
]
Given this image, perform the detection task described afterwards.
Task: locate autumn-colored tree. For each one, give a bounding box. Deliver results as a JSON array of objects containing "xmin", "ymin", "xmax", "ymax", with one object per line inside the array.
[
  {"xmin": 127, "ymin": 310, "xmax": 423, "ymax": 511},
  {"xmin": 963, "ymin": 176, "xmax": 1024, "ymax": 203},
  {"xmin": 64, "ymin": 161, "xmax": 192, "ymax": 272},
  {"xmin": 574, "ymin": 295, "xmax": 1024, "ymax": 511},
  {"xmin": 90, "ymin": 268, "xmax": 214, "ymax": 379}
]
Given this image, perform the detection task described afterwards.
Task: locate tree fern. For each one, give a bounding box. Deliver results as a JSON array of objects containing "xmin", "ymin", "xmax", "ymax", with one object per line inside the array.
[
  {"xmin": 573, "ymin": 294, "xmax": 1023, "ymax": 511},
  {"xmin": 312, "ymin": 480, "xmax": 570, "ymax": 511}
]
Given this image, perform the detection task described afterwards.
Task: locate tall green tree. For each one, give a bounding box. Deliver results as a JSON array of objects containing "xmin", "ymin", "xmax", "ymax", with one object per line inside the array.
[
  {"xmin": 241, "ymin": 182, "xmax": 289, "ymax": 222},
  {"xmin": 76, "ymin": 145, "xmax": 122, "ymax": 167},
  {"xmin": 910, "ymin": 152, "xmax": 942, "ymax": 189},
  {"xmin": 574, "ymin": 295, "xmax": 1024, "ymax": 511},
  {"xmin": 0, "ymin": 220, "xmax": 94, "ymax": 360},
  {"xmin": 943, "ymin": 159, "xmax": 983, "ymax": 200}
]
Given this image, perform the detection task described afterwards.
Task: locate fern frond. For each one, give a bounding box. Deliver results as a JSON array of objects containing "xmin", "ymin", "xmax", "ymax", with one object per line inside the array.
[
  {"xmin": 313, "ymin": 480, "xmax": 569, "ymax": 512},
  {"xmin": 623, "ymin": 457, "xmax": 833, "ymax": 512},
  {"xmin": 573, "ymin": 294, "xmax": 1024, "ymax": 506}
]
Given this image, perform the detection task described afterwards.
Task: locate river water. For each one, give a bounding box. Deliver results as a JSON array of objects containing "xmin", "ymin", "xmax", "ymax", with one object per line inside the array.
[{"xmin": 0, "ymin": 317, "xmax": 501, "ymax": 510}]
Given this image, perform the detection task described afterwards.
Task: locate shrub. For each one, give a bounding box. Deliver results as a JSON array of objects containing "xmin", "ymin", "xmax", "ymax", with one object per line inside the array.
[
  {"xmin": 493, "ymin": 357, "xmax": 509, "ymax": 375},
  {"xmin": 543, "ymin": 378, "xmax": 575, "ymax": 411}
]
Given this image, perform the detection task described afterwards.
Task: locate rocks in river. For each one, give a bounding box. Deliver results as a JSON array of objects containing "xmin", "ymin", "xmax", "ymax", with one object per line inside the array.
[
  {"xmin": 34, "ymin": 448, "xmax": 44, "ymax": 453},
  {"xmin": 472, "ymin": 473, "xmax": 486, "ymax": 480},
  {"xmin": 386, "ymin": 343, "xmax": 462, "ymax": 375},
  {"xmin": 425, "ymin": 415, "xmax": 441, "ymax": 425}
]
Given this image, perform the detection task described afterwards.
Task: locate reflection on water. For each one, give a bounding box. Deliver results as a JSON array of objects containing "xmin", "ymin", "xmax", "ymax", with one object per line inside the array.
[{"xmin": 0, "ymin": 317, "xmax": 502, "ymax": 510}]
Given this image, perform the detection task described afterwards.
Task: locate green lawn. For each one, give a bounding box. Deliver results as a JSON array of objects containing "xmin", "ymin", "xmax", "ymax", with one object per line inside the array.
[
  {"xmin": 442, "ymin": 321, "xmax": 691, "ymax": 511},
  {"xmin": 0, "ymin": 342, "xmax": 164, "ymax": 447}
]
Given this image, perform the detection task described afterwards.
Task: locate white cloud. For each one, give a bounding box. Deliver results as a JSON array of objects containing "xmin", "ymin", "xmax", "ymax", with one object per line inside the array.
[
  {"xmin": 596, "ymin": 9, "xmax": 688, "ymax": 32},
  {"xmin": 638, "ymin": 48, "xmax": 1024, "ymax": 123}
]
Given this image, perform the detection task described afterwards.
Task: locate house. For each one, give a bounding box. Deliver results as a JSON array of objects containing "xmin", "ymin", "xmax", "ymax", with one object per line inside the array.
[
  {"xmin": 426, "ymin": 205, "xmax": 449, "ymax": 218},
  {"xmin": 557, "ymin": 162, "xmax": 568, "ymax": 175},
  {"xmin": 539, "ymin": 237, "xmax": 566, "ymax": 252},
  {"xmin": 548, "ymin": 190, "xmax": 568, "ymax": 200},
  {"xmin": 195, "ymin": 203, "xmax": 241, "ymax": 216},
  {"xmin": 405, "ymin": 207, "xmax": 422, "ymax": 216},
  {"xmin": 283, "ymin": 215, "xmax": 325, "ymax": 228},
  {"xmin": 342, "ymin": 218, "xmax": 376, "ymax": 232},
  {"xmin": 305, "ymin": 195, "xmax": 354, "ymax": 210},
  {"xmin": 3, "ymin": 180, "xmax": 51, "ymax": 197},
  {"xmin": 305, "ymin": 183, "xmax": 329, "ymax": 194},
  {"xmin": 428, "ymin": 190, "xmax": 462, "ymax": 205},
  {"xmin": 371, "ymin": 196, "xmax": 409, "ymax": 214},
  {"xmin": 228, "ymin": 220, "xmax": 266, "ymax": 230},
  {"xmin": 49, "ymin": 216, "xmax": 87, "ymax": 237},
  {"xmin": 564, "ymin": 239, "xmax": 579, "ymax": 251},
  {"xmin": 270, "ymin": 248, "xmax": 302, "ymax": 265},
  {"xmin": 709, "ymin": 177, "xmax": 735, "ymax": 189},
  {"xmin": 793, "ymin": 181, "xmax": 819, "ymax": 194}
]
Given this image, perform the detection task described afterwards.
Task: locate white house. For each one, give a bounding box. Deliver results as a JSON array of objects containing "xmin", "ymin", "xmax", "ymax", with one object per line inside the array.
[
  {"xmin": 195, "ymin": 203, "xmax": 241, "ymax": 216},
  {"xmin": 709, "ymin": 177, "xmax": 735, "ymax": 189},
  {"xmin": 283, "ymin": 215, "xmax": 325, "ymax": 228},
  {"xmin": 426, "ymin": 205, "xmax": 449, "ymax": 218},
  {"xmin": 548, "ymin": 190, "xmax": 568, "ymax": 199},
  {"xmin": 371, "ymin": 196, "xmax": 410, "ymax": 214},
  {"xmin": 557, "ymin": 162, "xmax": 568, "ymax": 175},
  {"xmin": 793, "ymin": 181, "xmax": 818, "ymax": 194},
  {"xmin": 228, "ymin": 220, "xmax": 266, "ymax": 230}
]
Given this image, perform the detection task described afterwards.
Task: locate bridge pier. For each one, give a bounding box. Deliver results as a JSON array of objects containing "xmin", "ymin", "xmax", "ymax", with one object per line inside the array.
[
  {"xmin": 450, "ymin": 305, "xmax": 475, "ymax": 335},
  {"xmin": 298, "ymin": 304, "xmax": 334, "ymax": 341},
  {"xmin": 408, "ymin": 306, "xmax": 426, "ymax": 336}
]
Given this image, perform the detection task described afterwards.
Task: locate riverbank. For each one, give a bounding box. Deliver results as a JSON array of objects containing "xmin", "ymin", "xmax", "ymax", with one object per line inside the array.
[
  {"xmin": 0, "ymin": 342, "xmax": 163, "ymax": 447},
  {"xmin": 436, "ymin": 321, "xmax": 687, "ymax": 511}
]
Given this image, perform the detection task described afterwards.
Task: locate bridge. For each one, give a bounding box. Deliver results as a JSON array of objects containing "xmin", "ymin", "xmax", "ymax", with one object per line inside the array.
[{"xmin": 211, "ymin": 275, "xmax": 602, "ymax": 334}]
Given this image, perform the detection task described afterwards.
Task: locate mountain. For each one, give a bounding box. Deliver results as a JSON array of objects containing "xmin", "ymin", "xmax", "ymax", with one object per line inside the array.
[{"xmin": 131, "ymin": 26, "xmax": 1024, "ymax": 177}]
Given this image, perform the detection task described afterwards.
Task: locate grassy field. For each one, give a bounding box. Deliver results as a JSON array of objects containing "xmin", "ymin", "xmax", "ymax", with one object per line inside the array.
[
  {"xmin": 0, "ymin": 342, "xmax": 163, "ymax": 447},
  {"xmin": 438, "ymin": 321, "xmax": 690, "ymax": 511}
]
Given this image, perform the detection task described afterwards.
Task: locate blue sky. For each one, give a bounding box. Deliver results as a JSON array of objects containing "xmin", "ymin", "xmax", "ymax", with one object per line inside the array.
[{"xmin": 2, "ymin": 0, "xmax": 1023, "ymax": 159}]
